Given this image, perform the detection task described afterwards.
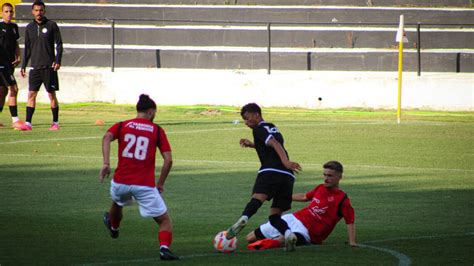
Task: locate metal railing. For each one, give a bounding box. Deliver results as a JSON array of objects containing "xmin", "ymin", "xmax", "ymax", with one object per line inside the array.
[{"xmin": 16, "ymin": 18, "xmax": 474, "ymax": 74}]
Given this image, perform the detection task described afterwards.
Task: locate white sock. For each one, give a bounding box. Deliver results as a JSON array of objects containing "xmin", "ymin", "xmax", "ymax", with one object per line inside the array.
[
  {"xmin": 25, "ymin": 122, "xmax": 32, "ymax": 126},
  {"xmin": 12, "ymin": 117, "xmax": 19, "ymax": 123},
  {"xmin": 284, "ymin": 230, "xmax": 293, "ymax": 239}
]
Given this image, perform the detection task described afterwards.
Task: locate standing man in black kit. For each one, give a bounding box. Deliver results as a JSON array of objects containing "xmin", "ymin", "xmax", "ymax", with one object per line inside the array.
[
  {"xmin": 19, "ymin": 1, "xmax": 63, "ymax": 131},
  {"xmin": 0, "ymin": 3, "xmax": 24, "ymax": 129}
]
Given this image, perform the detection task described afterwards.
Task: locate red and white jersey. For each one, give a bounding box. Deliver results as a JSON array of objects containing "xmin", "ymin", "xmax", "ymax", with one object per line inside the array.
[
  {"xmin": 293, "ymin": 184, "xmax": 355, "ymax": 244},
  {"xmin": 108, "ymin": 118, "xmax": 171, "ymax": 187}
]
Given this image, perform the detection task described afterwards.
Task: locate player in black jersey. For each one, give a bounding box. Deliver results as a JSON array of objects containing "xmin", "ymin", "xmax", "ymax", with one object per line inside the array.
[
  {"xmin": 225, "ymin": 103, "xmax": 302, "ymax": 251},
  {"xmin": 19, "ymin": 1, "xmax": 63, "ymax": 131},
  {"xmin": 0, "ymin": 3, "xmax": 24, "ymax": 129}
]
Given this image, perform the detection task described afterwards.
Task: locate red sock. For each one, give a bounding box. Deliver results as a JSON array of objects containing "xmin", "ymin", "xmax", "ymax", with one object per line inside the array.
[{"xmin": 159, "ymin": 230, "xmax": 173, "ymax": 248}]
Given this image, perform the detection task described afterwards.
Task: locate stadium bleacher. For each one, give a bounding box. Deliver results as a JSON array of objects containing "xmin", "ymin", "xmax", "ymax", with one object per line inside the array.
[{"xmin": 15, "ymin": 1, "xmax": 474, "ymax": 72}]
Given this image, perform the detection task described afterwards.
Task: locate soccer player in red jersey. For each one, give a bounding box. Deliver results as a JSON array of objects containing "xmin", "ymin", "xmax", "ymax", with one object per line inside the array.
[
  {"xmin": 99, "ymin": 94, "xmax": 179, "ymax": 260},
  {"xmin": 246, "ymin": 161, "xmax": 356, "ymax": 250}
]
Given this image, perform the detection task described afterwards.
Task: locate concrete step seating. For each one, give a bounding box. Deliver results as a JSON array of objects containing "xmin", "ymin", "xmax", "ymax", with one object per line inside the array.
[{"xmin": 15, "ymin": 2, "xmax": 474, "ymax": 71}]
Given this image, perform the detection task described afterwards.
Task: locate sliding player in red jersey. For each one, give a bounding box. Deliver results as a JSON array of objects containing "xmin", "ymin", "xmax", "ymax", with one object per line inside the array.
[
  {"xmin": 246, "ymin": 161, "xmax": 357, "ymax": 250},
  {"xmin": 99, "ymin": 94, "xmax": 179, "ymax": 261}
]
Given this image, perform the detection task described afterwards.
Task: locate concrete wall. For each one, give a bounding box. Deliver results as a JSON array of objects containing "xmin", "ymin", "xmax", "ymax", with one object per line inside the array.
[
  {"xmin": 14, "ymin": 68, "xmax": 474, "ymax": 111},
  {"xmin": 15, "ymin": 5, "xmax": 474, "ymax": 25},
  {"xmin": 19, "ymin": 0, "xmax": 473, "ymax": 7},
  {"xmin": 14, "ymin": 4, "xmax": 474, "ymax": 72}
]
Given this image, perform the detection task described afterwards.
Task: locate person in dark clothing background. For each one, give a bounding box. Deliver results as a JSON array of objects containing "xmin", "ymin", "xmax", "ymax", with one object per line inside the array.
[
  {"xmin": 19, "ymin": 1, "xmax": 63, "ymax": 131},
  {"xmin": 0, "ymin": 3, "xmax": 24, "ymax": 129}
]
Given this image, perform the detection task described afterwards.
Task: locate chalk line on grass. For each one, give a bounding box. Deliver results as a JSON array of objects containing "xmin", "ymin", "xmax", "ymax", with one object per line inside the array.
[
  {"xmin": 0, "ymin": 153, "xmax": 473, "ymax": 173},
  {"xmin": 77, "ymin": 232, "xmax": 473, "ymax": 266},
  {"xmin": 357, "ymin": 244, "xmax": 411, "ymax": 266},
  {"xmin": 0, "ymin": 119, "xmax": 458, "ymax": 145},
  {"xmin": 0, "ymin": 127, "xmax": 244, "ymax": 145}
]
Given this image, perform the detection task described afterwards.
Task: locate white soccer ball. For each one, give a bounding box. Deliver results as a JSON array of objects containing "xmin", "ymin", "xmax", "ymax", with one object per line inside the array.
[{"xmin": 214, "ymin": 231, "xmax": 238, "ymax": 253}]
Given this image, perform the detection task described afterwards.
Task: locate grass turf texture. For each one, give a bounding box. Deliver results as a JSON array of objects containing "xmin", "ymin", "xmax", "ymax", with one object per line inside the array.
[{"xmin": 0, "ymin": 103, "xmax": 473, "ymax": 265}]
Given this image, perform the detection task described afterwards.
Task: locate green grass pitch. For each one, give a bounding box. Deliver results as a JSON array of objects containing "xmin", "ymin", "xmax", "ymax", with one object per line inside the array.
[{"xmin": 0, "ymin": 104, "xmax": 473, "ymax": 265}]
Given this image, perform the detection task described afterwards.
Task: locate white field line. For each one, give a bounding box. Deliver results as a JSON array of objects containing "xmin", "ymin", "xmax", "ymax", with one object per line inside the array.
[
  {"xmin": 0, "ymin": 127, "xmax": 245, "ymax": 145},
  {"xmin": 358, "ymin": 244, "xmax": 411, "ymax": 266},
  {"xmin": 1, "ymin": 122, "xmax": 472, "ymax": 173},
  {"xmin": 76, "ymin": 232, "xmax": 474, "ymax": 266},
  {"xmin": 0, "ymin": 136, "xmax": 101, "ymax": 145},
  {"xmin": 364, "ymin": 232, "xmax": 474, "ymax": 244},
  {"xmin": 0, "ymin": 154, "xmax": 472, "ymax": 173},
  {"xmin": 0, "ymin": 121, "xmax": 394, "ymax": 145},
  {"xmin": 17, "ymin": 3, "xmax": 473, "ymax": 11}
]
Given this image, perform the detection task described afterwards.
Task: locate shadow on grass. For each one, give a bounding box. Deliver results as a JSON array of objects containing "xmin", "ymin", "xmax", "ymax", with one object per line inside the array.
[{"xmin": 1, "ymin": 163, "xmax": 473, "ymax": 265}]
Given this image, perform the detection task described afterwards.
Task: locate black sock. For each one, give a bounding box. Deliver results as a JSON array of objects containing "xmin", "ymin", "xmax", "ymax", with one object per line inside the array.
[
  {"xmin": 0, "ymin": 106, "xmax": 3, "ymax": 112},
  {"xmin": 269, "ymin": 214, "xmax": 290, "ymax": 235},
  {"xmin": 242, "ymin": 198, "xmax": 263, "ymax": 219},
  {"xmin": 26, "ymin": 106, "xmax": 35, "ymax": 123},
  {"xmin": 51, "ymin": 106, "xmax": 59, "ymax": 123},
  {"xmin": 9, "ymin": 105, "xmax": 18, "ymax": 117}
]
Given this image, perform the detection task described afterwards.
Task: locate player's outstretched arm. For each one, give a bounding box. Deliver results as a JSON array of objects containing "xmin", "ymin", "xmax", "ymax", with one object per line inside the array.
[
  {"xmin": 99, "ymin": 132, "xmax": 114, "ymax": 182},
  {"xmin": 292, "ymin": 193, "xmax": 308, "ymax": 202},
  {"xmin": 266, "ymin": 138, "xmax": 302, "ymax": 173},
  {"xmin": 156, "ymin": 151, "xmax": 173, "ymax": 193},
  {"xmin": 347, "ymin": 223, "xmax": 357, "ymax": 247}
]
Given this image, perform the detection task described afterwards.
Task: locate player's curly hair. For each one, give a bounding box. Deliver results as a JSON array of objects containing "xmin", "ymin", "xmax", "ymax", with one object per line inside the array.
[
  {"xmin": 136, "ymin": 94, "xmax": 156, "ymax": 112},
  {"xmin": 324, "ymin": 161, "xmax": 344, "ymax": 174},
  {"xmin": 240, "ymin": 103, "xmax": 261, "ymax": 116}
]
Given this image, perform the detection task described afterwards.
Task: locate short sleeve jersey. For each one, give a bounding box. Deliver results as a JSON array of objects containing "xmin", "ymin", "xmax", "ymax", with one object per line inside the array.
[
  {"xmin": 0, "ymin": 21, "xmax": 19, "ymax": 65},
  {"xmin": 107, "ymin": 118, "xmax": 171, "ymax": 187},
  {"xmin": 293, "ymin": 184, "xmax": 355, "ymax": 244},
  {"xmin": 253, "ymin": 121, "xmax": 294, "ymax": 177}
]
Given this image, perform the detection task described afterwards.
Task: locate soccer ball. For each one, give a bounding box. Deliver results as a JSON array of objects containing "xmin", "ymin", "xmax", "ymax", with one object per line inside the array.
[{"xmin": 214, "ymin": 231, "xmax": 238, "ymax": 253}]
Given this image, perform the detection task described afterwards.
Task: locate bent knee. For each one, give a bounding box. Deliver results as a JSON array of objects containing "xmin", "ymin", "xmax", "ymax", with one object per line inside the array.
[{"xmin": 246, "ymin": 231, "xmax": 256, "ymax": 243}]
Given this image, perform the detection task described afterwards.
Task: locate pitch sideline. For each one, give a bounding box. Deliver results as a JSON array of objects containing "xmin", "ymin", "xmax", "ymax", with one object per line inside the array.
[
  {"xmin": 0, "ymin": 119, "xmax": 455, "ymax": 146},
  {"xmin": 0, "ymin": 153, "xmax": 472, "ymax": 173},
  {"xmin": 76, "ymin": 232, "xmax": 473, "ymax": 266},
  {"xmin": 0, "ymin": 152, "xmax": 473, "ymax": 173}
]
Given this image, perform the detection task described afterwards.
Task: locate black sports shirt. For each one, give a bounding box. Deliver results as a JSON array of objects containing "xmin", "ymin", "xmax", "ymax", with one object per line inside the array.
[
  {"xmin": 0, "ymin": 21, "xmax": 19, "ymax": 66},
  {"xmin": 21, "ymin": 17, "xmax": 63, "ymax": 69},
  {"xmin": 253, "ymin": 121, "xmax": 295, "ymax": 178}
]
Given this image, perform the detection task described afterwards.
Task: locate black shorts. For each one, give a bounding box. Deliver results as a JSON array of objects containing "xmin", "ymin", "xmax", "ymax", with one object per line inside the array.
[
  {"xmin": 252, "ymin": 171, "xmax": 294, "ymax": 211},
  {"xmin": 29, "ymin": 68, "xmax": 59, "ymax": 92},
  {"xmin": 0, "ymin": 65, "xmax": 17, "ymax": 86}
]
